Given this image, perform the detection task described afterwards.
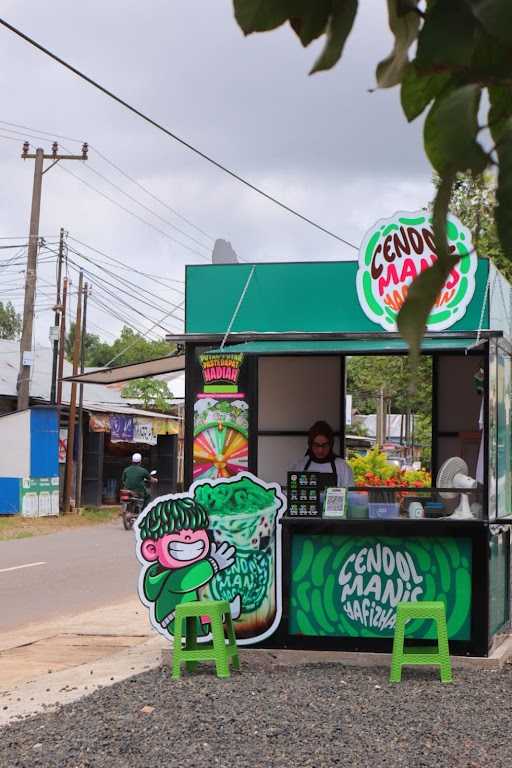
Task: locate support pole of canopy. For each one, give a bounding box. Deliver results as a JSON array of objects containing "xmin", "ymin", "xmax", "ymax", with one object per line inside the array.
[{"xmin": 220, "ymin": 265, "xmax": 256, "ymax": 351}]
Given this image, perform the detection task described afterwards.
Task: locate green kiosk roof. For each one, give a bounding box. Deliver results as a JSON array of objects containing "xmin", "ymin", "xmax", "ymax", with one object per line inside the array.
[{"xmin": 207, "ymin": 338, "xmax": 483, "ymax": 355}]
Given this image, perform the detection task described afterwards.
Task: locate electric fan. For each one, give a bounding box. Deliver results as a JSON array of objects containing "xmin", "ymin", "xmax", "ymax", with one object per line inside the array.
[{"xmin": 436, "ymin": 457, "xmax": 477, "ymax": 519}]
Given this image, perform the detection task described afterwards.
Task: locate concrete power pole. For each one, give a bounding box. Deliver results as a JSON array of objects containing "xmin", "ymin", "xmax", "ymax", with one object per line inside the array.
[
  {"xmin": 17, "ymin": 142, "xmax": 87, "ymax": 411},
  {"xmin": 63, "ymin": 271, "xmax": 83, "ymax": 514},
  {"xmin": 17, "ymin": 147, "xmax": 44, "ymax": 411},
  {"xmin": 50, "ymin": 228, "xmax": 65, "ymax": 405},
  {"xmin": 75, "ymin": 282, "xmax": 88, "ymax": 511}
]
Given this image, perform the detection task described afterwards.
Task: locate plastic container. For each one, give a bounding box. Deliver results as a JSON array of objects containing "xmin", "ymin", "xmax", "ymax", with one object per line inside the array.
[
  {"xmin": 348, "ymin": 491, "xmax": 369, "ymax": 519},
  {"xmin": 368, "ymin": 502, "xmax": 400, "ymax": 519},
  {"xmin": 424, "ymin": 501, "xmax": 446, "ymax": 518}
]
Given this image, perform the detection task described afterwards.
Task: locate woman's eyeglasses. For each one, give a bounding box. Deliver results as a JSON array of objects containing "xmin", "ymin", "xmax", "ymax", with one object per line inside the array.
[{"xmin": 312, "ymin": 441, "xmax": 330, "ymax": 449}]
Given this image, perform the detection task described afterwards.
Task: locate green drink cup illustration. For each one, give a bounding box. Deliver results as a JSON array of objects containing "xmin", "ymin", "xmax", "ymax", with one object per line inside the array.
[{"xmin": 193, "ymin": 473, "xmax": 285, "ymax": 643}]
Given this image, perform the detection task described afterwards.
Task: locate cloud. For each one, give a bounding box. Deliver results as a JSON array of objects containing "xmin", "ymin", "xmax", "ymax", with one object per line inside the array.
[{"xmin": 0, "ymin": 1, "xmax": 434, "ymax": 345}]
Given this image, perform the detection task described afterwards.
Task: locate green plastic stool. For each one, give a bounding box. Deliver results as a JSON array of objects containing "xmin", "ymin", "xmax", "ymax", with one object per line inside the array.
[
  {"xmin": 172, "ymin": 599, "xmax": 240, "ymax": 680},
  {"xmin": 390, "ymin": 601, "xmax": 452, "ymax": 683}
]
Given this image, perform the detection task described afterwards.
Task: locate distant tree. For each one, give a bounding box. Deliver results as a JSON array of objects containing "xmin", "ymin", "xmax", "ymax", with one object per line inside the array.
[
  {"xmin": 103, "ymin": 327, "xmax": 174, "ymax": 367},
  {"xmin": 65, "ymin": 324, "xmax": 175, "ymax": 367},
  {"xmin": 347, "ymin": 356, "xmax": 432, "ymax": 417},
  {"xmin": 443, "ymin": 171, "xmax": 511, "ymax": 282},
  {"xmin": 65, "ymin": 322, "xmax": 111, "ymax": 366},
  {"xmin": 0, "ymin": 301, "xmax": 22, "ymax": 340},
  {"xmin": 121, "ymin": 378, "xmax": 173, "ymax": 412}
]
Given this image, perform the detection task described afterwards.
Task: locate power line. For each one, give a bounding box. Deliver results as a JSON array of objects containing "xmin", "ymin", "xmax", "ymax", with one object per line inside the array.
[
  {"xmin": 0, "ymin": 16, "xmax": 358, "ymax": 251},
  {"xmin": 104, "ymin": 303, "xmax": 184, "ymax": 367},
  {"xmin": 0, "ymin": 119, "xmax": 214, "ymax": 243},
  {"xmin": 66, "ymin": 236, "xmax": 186, "ymax": 298},
  {"xmin": 87, "ymin": 293, "xmax": 164, "ymax": 340},
  {"xmin": 43, "ymin": 242, "xmax": 184, "ymax": 316},
  {"xmin": 65, "ymin": 248, "xmax": 185, "ymax": 320},
  {"xmin": 78, "ymin": 161, "xmax": 210, "ymax": 251},
  {"xmin": 1, "ymin": 121, "xmax": 212, "ymax": 252},
  {"xmin": 64, "ymin": 257, "xmax": 181, "ymax": 336},
  {"xmin": 58, "ymin": 164, "xmax": 209, "ymax": 260}
]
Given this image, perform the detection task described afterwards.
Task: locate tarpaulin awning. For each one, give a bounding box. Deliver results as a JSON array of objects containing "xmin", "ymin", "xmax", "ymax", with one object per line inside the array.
[
  {"xmin": 63, "ymin": 354, "xmax": 185, "ymax": 384},
  {"xmin": 206, "ymin": 338, "xmax": 486, "ymax": 355}
]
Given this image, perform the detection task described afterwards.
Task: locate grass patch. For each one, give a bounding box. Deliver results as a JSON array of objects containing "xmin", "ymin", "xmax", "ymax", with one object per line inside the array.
[{"xmin": 0, "ymin": 506, "xmax": 120, "ymax": 541}]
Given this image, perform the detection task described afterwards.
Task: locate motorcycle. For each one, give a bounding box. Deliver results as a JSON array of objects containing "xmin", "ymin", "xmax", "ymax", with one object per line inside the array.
[{"xmin": 120, "ymin": 470, "xmax": 157, "ymax": 530}]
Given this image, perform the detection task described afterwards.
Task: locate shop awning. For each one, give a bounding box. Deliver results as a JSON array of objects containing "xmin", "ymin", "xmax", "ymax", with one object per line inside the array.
[
  {"xmin": 206, "ymin": 338, "xmax": 486, "ymax": 355},
  {"xmin": 63, "ymin": 354, "xmax": 185, "ymax": 385}
]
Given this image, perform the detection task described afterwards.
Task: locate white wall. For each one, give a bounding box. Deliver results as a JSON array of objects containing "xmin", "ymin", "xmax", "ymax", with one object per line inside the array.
[
  {"xmin": 258, "ymin": 356, "xmax": 341, "ymax": 430},
  {"xmin": 257, "ymin": 356, "xmax": 342, "ymax": 484},
  {"xmin": 0, "ymin": 410, "xmax": 31, "ymax": 478}
]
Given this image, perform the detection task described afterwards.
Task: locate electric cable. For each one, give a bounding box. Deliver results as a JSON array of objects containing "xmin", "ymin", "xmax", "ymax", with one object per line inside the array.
[
  {"xmin": 65, "ymin": 245, "xmax": 185, "ymax": 316},
  {"xmin": 66, "ymin": 236, "xmax": 186, "ymax": 297},
  {"xmin": 0, "ymin": 17, "xmax": 358, "ymax": 250},
  {"xmin": 63, "ymin": 254, "xmax": 184, "ymax": 330},
  {"xmin": 58, "ymin": 164, "xmax": 209, "ymax": 260},
  {"xmin": 0, "ymin": 119, "xmax": 215, "ymax": 243}
]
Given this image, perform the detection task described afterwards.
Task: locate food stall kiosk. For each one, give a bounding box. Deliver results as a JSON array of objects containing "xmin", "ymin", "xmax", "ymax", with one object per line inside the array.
[{"xmin": 179, "ymin": 212, "xmax": 512, "ymax": 657}]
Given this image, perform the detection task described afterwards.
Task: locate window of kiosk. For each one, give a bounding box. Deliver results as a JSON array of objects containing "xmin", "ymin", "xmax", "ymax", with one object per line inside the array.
[
  {"xmin": 256, "ymin": 351, "xmax": 485, "ymax": 520},
  {"xmin": 344, "ymin": 352, "xmax": 484, "ymax": 520},
  {"xmin": 256, "ymin": 355, "xmax": 343, "ymax": 488}
]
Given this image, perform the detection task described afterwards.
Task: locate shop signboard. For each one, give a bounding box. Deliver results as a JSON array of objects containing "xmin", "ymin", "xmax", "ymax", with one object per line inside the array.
[
  {"xmin": 21, "ymin": 477, "xmax": 59, "ymax": 518},
  {"xmin": 290, "ymin": 534, "xmax": 472, "ymax": 640},
  {"xmin": 199, "ymin": 352, "xmax": 244, "ymax": 394},
  {"xmin": 193, "ymin": 352, "xmax": 249, "ymax": 481},
  {"xmin": 135, "ymin": 472, "xmax": 285, "ymax": 645},
  {"xmin": 356, "ymin": 211, "xmax": 477, "ymax": 332}
]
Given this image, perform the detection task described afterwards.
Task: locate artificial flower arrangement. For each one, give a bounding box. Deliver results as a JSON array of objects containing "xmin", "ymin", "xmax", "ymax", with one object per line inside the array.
[{"xmin": 348, "ymin": 448, "xmax": 431, "ymax": 504}]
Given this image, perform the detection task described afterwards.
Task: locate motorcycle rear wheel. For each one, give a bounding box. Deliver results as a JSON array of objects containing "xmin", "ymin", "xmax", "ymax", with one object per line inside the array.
[{"xmin": 122, "ymin": 505, "xmax": 134, "ymax": 530}]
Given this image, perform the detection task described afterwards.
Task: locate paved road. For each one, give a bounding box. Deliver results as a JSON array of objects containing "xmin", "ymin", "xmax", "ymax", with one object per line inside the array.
[{"xmin": 0, "ymin": 520, "xmax": 139, "ymax": 632}]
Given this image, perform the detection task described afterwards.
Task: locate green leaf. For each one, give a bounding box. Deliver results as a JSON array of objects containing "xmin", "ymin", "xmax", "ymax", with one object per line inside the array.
[
  {"xmin": 289, "ymin": 2, "xmax": 332, "ymax": 47},
  {"xmin": 416, "ymin": 0, "xmax": 478, "ymax": 71},
  {"xmin": 398, "ymin": 175, "xmax": 458, "ymax": 356},
  {"xmin": 310, "ymin": 0, "xmax": 358, "ymax": 74},
  {"xmin": 489, "ymin": 85, "xmax": 512, "ymax": 143},
  {"xmin": 489, "ymin": 86, "xmax": 512, "ymax": 258},
  {"xmin": 424, "ymin": 85, "xmax": 488, "ymax": 175},
  {"xmin": 400, "ymin": 64, "xmax": 452, "ymax": 122},
  {"xmin": 233, "ymin": 0, "xmax": 290, "ymax": 34},
  {"xmin": 465, "ymin": 0, "xmax": 512, "ymax": 47},
  {"xmin": 469, "ymin": 27, "xmax": 512, "ymax": 80},
  {"xmin": 376, "ymin": 0, "xmax": 420, "ymax": 88}
]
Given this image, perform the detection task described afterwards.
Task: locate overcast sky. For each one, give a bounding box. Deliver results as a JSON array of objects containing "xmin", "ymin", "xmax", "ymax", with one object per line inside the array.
[{"xmin": 0, "ymin": 1, "xmax": 433, "ymax": 346}]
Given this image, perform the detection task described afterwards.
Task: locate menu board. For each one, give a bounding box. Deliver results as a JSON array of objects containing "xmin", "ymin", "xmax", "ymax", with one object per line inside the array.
[{"xmin": 287, "ymin": 471, "xmax": 336, "ymax": 516}]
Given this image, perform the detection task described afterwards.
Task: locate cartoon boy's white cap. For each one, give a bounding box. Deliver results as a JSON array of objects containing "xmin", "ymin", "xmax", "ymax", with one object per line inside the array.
[{"xmin": 132, "ymin": 452, "xmax": 142, "ymax": 463}]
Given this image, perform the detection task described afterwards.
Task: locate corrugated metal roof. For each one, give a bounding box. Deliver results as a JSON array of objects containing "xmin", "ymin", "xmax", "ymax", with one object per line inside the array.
[{"xmin": 0, "ymin": 340, "xmax": 182, "ymax": 414}]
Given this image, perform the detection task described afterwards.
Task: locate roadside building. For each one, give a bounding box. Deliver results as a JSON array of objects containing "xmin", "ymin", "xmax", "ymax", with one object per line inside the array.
[{"xmin": 0, "ymin": 341, "xmax": 183, "ymax": 511}]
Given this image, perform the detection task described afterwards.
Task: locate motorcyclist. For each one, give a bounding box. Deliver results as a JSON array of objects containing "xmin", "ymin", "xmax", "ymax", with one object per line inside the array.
[{"xmin": 121, "ymin": 453, "xmax": 155, "ymax": 509}]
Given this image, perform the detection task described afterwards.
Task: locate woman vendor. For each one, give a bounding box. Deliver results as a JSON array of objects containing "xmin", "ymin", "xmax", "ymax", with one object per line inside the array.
[{"xmin": 291, "ymin": 421, "xmax": 354, "ymax": 487}]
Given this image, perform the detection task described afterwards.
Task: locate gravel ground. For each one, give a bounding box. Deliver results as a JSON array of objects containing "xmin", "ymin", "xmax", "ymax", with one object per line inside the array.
[{"xmin": 1, "ymin": 661, "xmax": 511, "ymax": 768}]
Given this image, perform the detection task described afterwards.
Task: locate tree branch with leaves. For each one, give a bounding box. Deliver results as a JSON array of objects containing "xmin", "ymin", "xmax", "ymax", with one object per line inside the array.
[{"xmin": 232, "ymin": 0, "xmax": 512, "ymax": 351}]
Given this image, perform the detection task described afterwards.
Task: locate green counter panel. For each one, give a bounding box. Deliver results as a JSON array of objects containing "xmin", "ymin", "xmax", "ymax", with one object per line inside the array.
[{"xmin": 289, "ymin": 534, "xmax": 472, "ymax": 641}]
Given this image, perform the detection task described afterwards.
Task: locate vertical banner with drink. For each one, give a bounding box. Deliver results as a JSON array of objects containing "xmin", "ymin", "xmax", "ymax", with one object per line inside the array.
[{"xmin": 135, "ymin": 472, "xmax": 285, "ymax": 646}]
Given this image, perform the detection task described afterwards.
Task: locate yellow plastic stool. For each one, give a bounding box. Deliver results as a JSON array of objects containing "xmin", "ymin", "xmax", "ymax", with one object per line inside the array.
[
  {"xmin": 390, "ymin": 601, "xmax": 452, "ymax": 683},
  {"xmin": 172, "ymin": 599, "xmax": 240, "ymax": 679}
]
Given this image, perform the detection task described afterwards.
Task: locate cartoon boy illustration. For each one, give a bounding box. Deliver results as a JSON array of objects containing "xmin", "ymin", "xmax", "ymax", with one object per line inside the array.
[{"xmin": 138, "ymin": 495, "xmax": 238, "ymax": 637}]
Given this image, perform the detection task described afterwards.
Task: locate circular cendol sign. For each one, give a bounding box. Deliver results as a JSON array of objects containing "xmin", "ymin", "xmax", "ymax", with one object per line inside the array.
[{"xmin": 356, "ymin": 211, "xmax": 477, "ymax": 332}]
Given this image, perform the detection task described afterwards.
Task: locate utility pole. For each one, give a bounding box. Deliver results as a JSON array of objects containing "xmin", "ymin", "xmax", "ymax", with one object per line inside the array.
[
  {"xmin": 17, "ymin": 142, "xmax": 87, "ymax": 411},
  {"xmin": 63, "ymin": 271, "xmax": 83, "ymax": 514},
  {"xmin": 50, "ymin": 228, "xmax": 65, "ymax": 405},
  {"xmin": 75, "ymin": 282, "xmax": 88, "ymax": 512},
  {"xmin": 56, "ymin": 277, "xmax": 68, "ymax": 407},
  {"xmin": 376, "ymin": 387, "xmax": 386, "ymax": 448}
]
